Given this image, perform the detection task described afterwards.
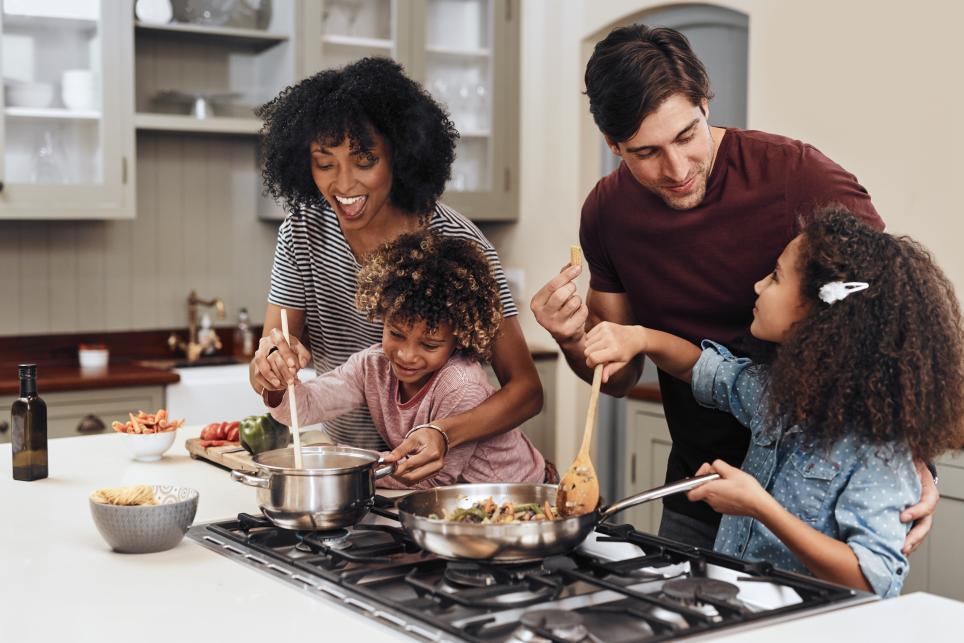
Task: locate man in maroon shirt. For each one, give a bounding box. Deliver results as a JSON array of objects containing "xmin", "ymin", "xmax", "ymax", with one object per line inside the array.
[{"xmin": 531, "ymin": 24, "xmax": 937, "ymax": 550}]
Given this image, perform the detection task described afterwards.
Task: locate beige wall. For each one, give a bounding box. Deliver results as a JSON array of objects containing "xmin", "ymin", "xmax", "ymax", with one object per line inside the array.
[{"xmin": 488, "ymin": 0, "xmax": 964, "ymax": 467}]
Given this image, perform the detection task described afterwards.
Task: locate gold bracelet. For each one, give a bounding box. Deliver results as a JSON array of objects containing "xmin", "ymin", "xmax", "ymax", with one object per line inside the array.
[{"xmin": 405, "ymin": 423, "xmax": 450, "ymax": 456}]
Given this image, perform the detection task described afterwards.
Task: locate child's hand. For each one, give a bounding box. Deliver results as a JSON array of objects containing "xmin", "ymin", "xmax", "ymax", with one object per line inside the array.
[
  {"xmin": 686, "ymin": 459, "xmax": 770, "ymax": 518},
  {"xmin": 382, "ymin": 426, "xmax": 447, "ymax": 485},
  {"xmin": 584, "ymin": 322, "xmax": 647, "ymax": 383}
]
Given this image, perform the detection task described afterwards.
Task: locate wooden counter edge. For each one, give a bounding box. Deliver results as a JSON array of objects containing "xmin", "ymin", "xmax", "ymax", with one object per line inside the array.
[{"xmin": 627, "ymin": 382, "xmax": 662, "ymax": 403}]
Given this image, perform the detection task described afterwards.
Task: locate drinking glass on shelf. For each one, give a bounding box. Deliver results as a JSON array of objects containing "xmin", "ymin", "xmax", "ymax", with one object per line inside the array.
[
  {"xmin": 472, "ymin": 83, "xmax": 489, "ymax": 132},
  {"xmin": 342, "ymin": 0, "xmax": 364, "ymax": 36},
  {"xmin": 430, "ymin": 76, "xmax": 451, "ymax": 109},
  {"xmin": 455, "ymin": 83, "xmax": 472, "ymax": 131},
  {"xmin": 450, "ymin": 170, "xmax": 467, "ymax": 192},
  {"xmin": 32, "ymin": 130, "xmax": 68, "ymax": 184}
]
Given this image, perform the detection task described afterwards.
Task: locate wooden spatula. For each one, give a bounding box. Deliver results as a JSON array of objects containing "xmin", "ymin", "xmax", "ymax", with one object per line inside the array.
[
  {"xmin": 280, "ymin": 308, "xmax": 303, "ymax": 469},
  {"xmin": 557, "ymin": 363, "xmax": 603, "ymax": 516}
]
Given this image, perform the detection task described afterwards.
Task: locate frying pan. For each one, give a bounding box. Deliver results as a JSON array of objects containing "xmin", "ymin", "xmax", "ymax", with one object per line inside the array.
[{"xmin": 396, "ymin": 474, "xmax": 719, "ymax": 562}]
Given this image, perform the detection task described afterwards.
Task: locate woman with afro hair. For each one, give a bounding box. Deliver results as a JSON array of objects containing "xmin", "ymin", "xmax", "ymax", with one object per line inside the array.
[
  {"xmin": 266, "ymin": 231, "xmax": 549, "ymax": 488},
  {"xmin": 250, "ymin": 58, "xmax": 542, "ymax": 485},
  {"xmin": 582, "ymin": 208, "xmax": 964, "ymax": 597}
]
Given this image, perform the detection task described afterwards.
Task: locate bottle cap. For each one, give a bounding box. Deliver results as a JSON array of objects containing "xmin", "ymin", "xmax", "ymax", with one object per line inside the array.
[{"xmin": 18, "ymin": 363, "xmax": 37, "ymax": 379}]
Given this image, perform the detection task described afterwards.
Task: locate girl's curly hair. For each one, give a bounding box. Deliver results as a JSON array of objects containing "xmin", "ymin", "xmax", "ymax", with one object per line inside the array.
[
  {"xmin": 355, "ymin": 231, "xmax": 503, "ymax": 361},
  {"xmin": 766, "ymin": 207, "xmax": 964, "ymax": 461},
  {"xmin": 256, "ymin": 57, "xmax": 458, "ymax": 216}
]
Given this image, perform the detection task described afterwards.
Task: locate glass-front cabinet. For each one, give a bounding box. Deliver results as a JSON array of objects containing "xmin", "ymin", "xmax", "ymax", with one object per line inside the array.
[
  {"xmin": 0, "ymin": 0, "xmax": 134, "ymax": 219},
  {"xmin": 303, "ymin": 0, "xmax": 519, "ymax": 221}
]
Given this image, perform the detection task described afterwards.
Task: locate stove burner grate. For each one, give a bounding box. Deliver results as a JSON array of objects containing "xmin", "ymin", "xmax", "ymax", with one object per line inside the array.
[
  {"xmin": 662, "ymin": 577, "xmax": 740, "ymax": 603},
  {"xmin": 507, "ymin": 609, "xmax": 589, "ymax": 643},
  {"xmin": 406, "ymin": 566, "xmax": 563, "ymax": 610},
  {"xmin": 296, "ymin": 529, "xmax": 351, "ymax": 552},
  {"xmin": 443, "ymin": 561, "xmax": 507, "ymax": 588}
]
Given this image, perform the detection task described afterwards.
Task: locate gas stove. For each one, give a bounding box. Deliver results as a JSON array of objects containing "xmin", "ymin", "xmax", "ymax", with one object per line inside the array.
[{"xmin": 187, "ymin": 497, "xmax": 874, "ymax": 641}]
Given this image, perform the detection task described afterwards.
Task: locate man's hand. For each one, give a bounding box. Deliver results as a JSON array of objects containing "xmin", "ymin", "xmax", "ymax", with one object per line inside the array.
[
  {"xmin": 900, "ymin": 460, "xmax": 939, "ymax": 555},
  {"xmin": 381, "ymin": 427, "xmax": 447, "ymax": 486},
  {"xmin": 584, "ymin": 321, "xmax": 647, "ymax": 383},
  {"xmin": 249, "ymin": 329, "xmax": 312, "ymax": 395},
  {"xmin": 530, "ymin": 264, "xmax": 588, "ymax": 347},
  {"xmin": 686, "ymin": 459, "xmax": 770, "ymax": 518}
]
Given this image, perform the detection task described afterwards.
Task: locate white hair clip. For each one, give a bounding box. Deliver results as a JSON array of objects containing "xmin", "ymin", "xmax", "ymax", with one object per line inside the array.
[{"xmin": 818, "ymin": 281, "xmax": 869, "ymax": 305}]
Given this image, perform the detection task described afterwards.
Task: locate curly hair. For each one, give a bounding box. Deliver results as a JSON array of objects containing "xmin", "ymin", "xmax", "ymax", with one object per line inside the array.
[
  {"xmin": 765, "ymin": 207, "xmax": 964, "ymax": 461},
  {"xmin": 355, "ymin": 231, "xmax": 503, "ymax": 361},
  {"xmin": 256, "ymin": 57, "xmax": 458, "ymax": 216}
]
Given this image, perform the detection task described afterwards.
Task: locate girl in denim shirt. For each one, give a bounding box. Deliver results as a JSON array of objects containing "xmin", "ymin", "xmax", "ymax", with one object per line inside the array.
[{"xmin": 583, "ymin": 208, "xmax": 964, "ymax": 597}]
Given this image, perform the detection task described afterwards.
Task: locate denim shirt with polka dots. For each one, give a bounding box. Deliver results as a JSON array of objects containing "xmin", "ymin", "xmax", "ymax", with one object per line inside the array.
[{"xmin": 691, "ymin": 341, "xmax": 920, "ymax": 598}]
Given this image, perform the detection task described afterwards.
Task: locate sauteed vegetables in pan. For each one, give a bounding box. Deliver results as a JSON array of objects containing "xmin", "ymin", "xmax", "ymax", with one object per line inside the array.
[{"xmin": 429, "ymin": 496, "xmax": 558, "ymax": 523}]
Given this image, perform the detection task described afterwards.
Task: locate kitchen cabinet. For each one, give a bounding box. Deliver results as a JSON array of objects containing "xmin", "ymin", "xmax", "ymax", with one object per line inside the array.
[
  {"xmin": 299, "ymin": 0, "xmax": 520, "ymax": 222},
  {"xmin": 0, "ymin": 384, "xmax": 164, "ymax": 443},
  {"xmin": 0, "ymin": 0, "xmax": 135, "ymax": 219},
  {"xmin": 484, "ymin": 354, "xmax": 556, "ymax": 462},
  {"xmin": 902, "ymin": 452, "xmax": 964, "ymax": 601},
  {"xmin": 615, "ymin": 398, "xmax": 672, "ymax": 532},
  {"xmin": 133, "ymin": 5, "xmax": 301, "ymax": 135},
  {"xmin": 133, "ymin": 1, "xmax": 305, "ymax": 221}
]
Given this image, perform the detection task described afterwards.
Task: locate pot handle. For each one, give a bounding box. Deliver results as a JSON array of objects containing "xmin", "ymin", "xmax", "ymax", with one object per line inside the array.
[
  {"xmin": 231, "ymin": 469, "xmax": 269, "ymax": 488},
  {"xmin": 599, "ymin": 473, "xmax": 721, "ymax": 522},
  {"xmin": 373, "ymin": 458, "xmax": 396, "ymax": 480}
]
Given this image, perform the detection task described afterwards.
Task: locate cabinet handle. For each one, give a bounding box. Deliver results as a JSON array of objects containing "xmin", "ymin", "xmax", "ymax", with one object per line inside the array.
[
  {"xmin": 77, "ymin": 414, "xmax": 106, "ymax": 434},
  {"xmin": 0, "ymin": 180, "xmax": 4, "ymax": 192},
  {"xmin": 0, "ymin": 420, "xmax": 8, "ymax": 433},
  {"xmin": 631, "ymin": 453, "xmax": 636, "ymax": 485}
]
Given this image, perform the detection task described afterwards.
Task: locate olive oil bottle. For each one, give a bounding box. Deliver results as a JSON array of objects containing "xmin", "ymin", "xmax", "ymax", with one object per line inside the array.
[{"xmin": 11, "ymin": 363, "xmax": 47, "ymax": 481}]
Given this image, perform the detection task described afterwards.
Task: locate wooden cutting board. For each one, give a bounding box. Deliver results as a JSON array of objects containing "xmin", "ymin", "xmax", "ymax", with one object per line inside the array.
[
  {"xmin": 185, "ymin": 438, "xmax": 257, "ymax": 472},
  {"xmin": 185, "ymin": 431, "xmax": 333, "ymax": 472}
]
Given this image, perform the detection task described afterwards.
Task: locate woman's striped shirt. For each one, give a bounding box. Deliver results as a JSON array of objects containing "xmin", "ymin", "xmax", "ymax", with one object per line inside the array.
[{"xmin": 267, "ymin": 201, "xmax": 518, "ymax": 450}]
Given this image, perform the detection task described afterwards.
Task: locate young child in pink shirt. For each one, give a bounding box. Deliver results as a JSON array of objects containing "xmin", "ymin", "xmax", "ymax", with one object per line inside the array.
[{"xmin": 266, "ymin": 231, "xmax": 546, "ymax": 489}]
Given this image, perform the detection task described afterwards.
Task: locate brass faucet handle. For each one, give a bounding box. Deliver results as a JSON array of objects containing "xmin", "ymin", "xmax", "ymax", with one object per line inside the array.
[{"xmin": 186, "ymin": 343, "xmax": 204, "ymax": 362}]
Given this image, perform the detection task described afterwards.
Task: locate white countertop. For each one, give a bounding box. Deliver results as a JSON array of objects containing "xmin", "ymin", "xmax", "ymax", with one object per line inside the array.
[
  {"xmin": 0, "ymin": 426, "xmax": 408, "ymax": 642},
  {"xmin": 2, "ymin": 429, "xmax": 963, "ymax": 642}
]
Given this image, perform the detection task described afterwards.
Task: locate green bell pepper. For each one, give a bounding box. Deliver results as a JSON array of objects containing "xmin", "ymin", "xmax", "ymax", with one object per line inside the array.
[{"xmin": 239, "ymin": 413, "xmax": 291, "ymax": 455}]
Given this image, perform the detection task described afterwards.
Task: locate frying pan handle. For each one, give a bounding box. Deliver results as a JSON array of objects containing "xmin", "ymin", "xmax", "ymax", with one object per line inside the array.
[{"xmin": 599, "ymin": 473, "xmax": 721, "ymax": 521}]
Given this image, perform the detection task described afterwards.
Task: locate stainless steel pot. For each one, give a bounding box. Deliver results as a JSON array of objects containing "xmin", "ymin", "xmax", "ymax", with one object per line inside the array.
[
  {"xmin": 396, "ymin": 474, "xmax": 719, "ymax": 562},
  {"xmin": 231, "ymin": 445, "xmax": 395, "ymax": 530}
]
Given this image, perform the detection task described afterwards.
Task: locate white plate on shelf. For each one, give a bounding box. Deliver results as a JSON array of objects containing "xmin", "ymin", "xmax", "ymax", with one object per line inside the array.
[{"xmin": 135, "ymin": 0, "xmax": 173, "ymax": 25}]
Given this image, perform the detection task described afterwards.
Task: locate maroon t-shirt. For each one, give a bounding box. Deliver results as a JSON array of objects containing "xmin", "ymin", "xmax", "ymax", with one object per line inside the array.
[{"xmin": 580, "ymin": 128, "xmax": 883, "ymax": 526}]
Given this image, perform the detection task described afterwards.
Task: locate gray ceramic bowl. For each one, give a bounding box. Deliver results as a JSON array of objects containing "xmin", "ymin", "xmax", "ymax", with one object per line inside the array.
[{"xmin": 89, "ymin": 485, "xmax": 199, "ymax": 553}]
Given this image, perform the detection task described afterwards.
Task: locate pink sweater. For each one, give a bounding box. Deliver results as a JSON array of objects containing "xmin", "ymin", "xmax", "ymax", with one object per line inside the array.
[{"xmin": 268, "ymin": 344, "xmax": 545, "ymax": 489}]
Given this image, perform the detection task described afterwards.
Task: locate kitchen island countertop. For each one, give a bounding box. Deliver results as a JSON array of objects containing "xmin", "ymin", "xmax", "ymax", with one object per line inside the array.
[
  {"xmin": 0, "ymin": 426, "xmax": 409, "ymax": 642},
  {"xmin": 2, "ymin": 428, "xmax": 962, "ymax": 642}
]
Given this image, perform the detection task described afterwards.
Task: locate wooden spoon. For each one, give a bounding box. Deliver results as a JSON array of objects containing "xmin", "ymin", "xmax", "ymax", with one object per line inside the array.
[
  {"xmin": 557, "ymin": 363, "xmax": 603, "ymax": 516},
  {"xmin": 280, "ymin": 308, "xmax": 303, "ymax": 469}
]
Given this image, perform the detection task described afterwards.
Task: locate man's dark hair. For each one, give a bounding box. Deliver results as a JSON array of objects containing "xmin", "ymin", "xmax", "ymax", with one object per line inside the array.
[
  {"xmin": 585, "ymin": 25, "xmax": 713, "ymax": 143},
  {"xmin": 257, "ymin": 57, "xmax": 458, "ymax": 216}
]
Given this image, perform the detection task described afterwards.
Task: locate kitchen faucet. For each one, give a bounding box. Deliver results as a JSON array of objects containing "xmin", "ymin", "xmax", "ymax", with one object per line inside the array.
[{"xmin": 168, "ymin": 290, "xmax": 226, "ymax": 362}]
